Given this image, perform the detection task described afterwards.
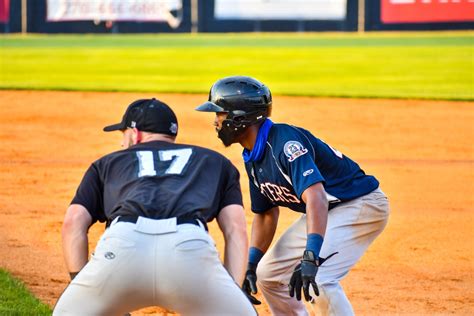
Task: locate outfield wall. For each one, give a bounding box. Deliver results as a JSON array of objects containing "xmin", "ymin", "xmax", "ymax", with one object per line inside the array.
[
  {"xmin": 0, "ymin": 0, "xmax": 473, "ymax": 33},
  {"xmin": 365, "ymin": 0, "xmax": 474, "ymax": 31},
  {"xmin": 198, "ymin": 0, "xmax": 358, "ymax": 32}
]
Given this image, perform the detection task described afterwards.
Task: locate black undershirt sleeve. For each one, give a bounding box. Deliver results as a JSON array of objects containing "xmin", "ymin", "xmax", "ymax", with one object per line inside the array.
[
  {"xmin": 219, "ymin": 160, "xmax": 244, "ymax": 211},
  {"xmin": 70, "ymin": 163, "xmax": 106, "ymax": 224}
]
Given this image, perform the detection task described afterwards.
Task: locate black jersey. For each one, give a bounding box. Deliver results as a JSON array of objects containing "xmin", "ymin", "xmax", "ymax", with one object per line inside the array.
[{"xmin": 71, "ymin": 140, "xmax": 242, "ymax": 224}]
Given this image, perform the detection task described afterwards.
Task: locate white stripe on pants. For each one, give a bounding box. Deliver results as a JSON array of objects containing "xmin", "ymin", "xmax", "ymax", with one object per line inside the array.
[{"xmin": 256, "ymin": 188, "xmax": 390, "ymax": 316}]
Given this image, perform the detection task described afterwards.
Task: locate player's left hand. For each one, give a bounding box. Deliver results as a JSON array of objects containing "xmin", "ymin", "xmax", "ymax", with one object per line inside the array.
[
  {"xmin": 288, "ymin": 263, "xmax": 303, "ymax": 300},
  {"xmin": 289, "ymin": 250, "xmax": 319, "ymax": 301},
  {"xmin": 289, "ymin": 251, "xmax": 338, "ymax": 301},
  {"xmin": 301, "ymin": 250, "xmax": 319, "ymax": 301}
]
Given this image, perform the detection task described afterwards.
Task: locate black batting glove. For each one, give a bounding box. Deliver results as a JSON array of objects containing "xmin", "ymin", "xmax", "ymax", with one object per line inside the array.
[
  {"xmin": 289, "ymin": 250, "xmax": 319, "ymax": 301},
  {"xmin": 242, "ymin": 263, "xmax": 262, "ymax": 305},
  {"xmin": 289, "ymin": 251, "xmax": 338, "ymax": 302},
  {"xmin": 301, "ymin": 250, "xmax": 319, "ymax": 301},
  {"xmin": 288, "ymin": 263, "xmax": 303, "ymax": 301}
]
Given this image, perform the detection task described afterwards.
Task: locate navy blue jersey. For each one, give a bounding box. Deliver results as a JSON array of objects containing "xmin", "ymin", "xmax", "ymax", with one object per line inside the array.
[
  {"xmin": 72, "ymin": 141, "xmax": 242, "ymax": 224},
  {"xmin": 245, "ymin": 123, "xmax": 379, "ymax": 214}
]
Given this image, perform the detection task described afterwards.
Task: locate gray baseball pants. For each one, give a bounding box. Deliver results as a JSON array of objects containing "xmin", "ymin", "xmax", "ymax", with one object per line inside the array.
[
  {"xmin": 256, "ymin": 188, "xmax": 390, "ymax": 316},
  {"xmin": 54, "ymin": 218, "xmax": 256, "ymax": 316}
]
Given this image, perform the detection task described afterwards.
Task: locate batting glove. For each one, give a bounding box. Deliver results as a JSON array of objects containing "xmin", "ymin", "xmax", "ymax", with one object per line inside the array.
[
  {"xmin": 289, "ymin": 251, "xmax": 338, "ymax": 302},
  {"xmin": 242, "ymin": 263, "xmax": 262, "ymax": 305},
  {"xmin": 289, "ymin": 250, "xmax": 319, "ymax": 301}
]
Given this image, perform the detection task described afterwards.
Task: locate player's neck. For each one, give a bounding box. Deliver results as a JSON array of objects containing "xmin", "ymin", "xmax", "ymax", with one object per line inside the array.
[
  {"xmin": 238, "ymin": 124, "xmax": 261, "ymax": 151},
  {"xmin": 139, "ymin": 132, "xmax": 176, "ymax": 144}
]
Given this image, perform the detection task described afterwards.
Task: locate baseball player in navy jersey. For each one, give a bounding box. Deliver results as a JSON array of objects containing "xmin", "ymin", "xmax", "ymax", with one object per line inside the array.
[
  {"xmin": 196, "ymin": 76, "xmax": 390, "ymax": 316},
  {"xmin": 54, "ymin": 98, "xmax": 256, "ymax": 315}
]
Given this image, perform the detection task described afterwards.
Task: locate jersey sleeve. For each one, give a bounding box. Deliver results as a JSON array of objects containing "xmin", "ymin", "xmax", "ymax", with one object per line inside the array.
[
  {"xmin": 70, "ymin": 163, "xmax": 106, "ymax": 224},
  {"xmin": 278, "ymin": 129, "xmax": 325, "ymax": 198},
  {"xmin": 219, "ymin": 160, "xmax": 244, "ymax": 210}
]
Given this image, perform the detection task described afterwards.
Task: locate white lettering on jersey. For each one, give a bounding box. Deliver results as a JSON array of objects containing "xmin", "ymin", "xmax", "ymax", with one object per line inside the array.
[
  {"xmin": 281, "ymin": 187, "xmax": 300, "ymax": 203},
  {"xmin": 136, "ymin": 149, "xmax": 193, "ymax": 177},
  {"xmin": 137, "ymin": 151, "xmax": 157, "ymax": 177},
  {"xmin": 283, "ymin": 141, "xmax": 308, "ymax": 162},
  {"xmin": 159, "ymin": 148, "xmax": 193, "ymax": 174},
  {"xmin": 260, "ymin": 182, "xmax": 300, "ymax": 204}
]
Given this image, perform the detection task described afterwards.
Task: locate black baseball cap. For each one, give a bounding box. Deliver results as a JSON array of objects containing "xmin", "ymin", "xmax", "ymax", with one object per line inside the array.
[{"xmin": 103, "ymin": 98, "xmax": 178, "ymax": 136}]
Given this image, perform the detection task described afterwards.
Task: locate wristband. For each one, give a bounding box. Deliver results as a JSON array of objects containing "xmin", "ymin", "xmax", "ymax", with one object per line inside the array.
[
  {"xmin": 306, "ymin": 233, "xmax": 324, "ymax": 258},
  {"xmin": 248, "ymin": 247, "xmax": 264, "ymax": 265}
]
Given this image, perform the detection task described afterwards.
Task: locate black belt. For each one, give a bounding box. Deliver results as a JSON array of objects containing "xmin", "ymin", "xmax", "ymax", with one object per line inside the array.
[{"xmin": 115, "ymin": 215, "xmax": 208, "ymax": 231}]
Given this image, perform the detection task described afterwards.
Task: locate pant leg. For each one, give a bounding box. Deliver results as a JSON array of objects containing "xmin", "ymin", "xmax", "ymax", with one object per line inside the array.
[
  {"xmin": 156, "ymin": 224, "xmax": 256, "ymax": 316},
  {"xmin": 53, "ymin": 223, "xmax": 155, "ymax": 315},
  {"xmin": 311, "ymin": 188, "xmax": 390, "ymax": 316},
  {"xmin": 256, "ymin": 188, "xmax": 389, "ymax": 316},
  {"xmin": 257, "ymin": 214, "xmax": 309, "ymax": 316}
]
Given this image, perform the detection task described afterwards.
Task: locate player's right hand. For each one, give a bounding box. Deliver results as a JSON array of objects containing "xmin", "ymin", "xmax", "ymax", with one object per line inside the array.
[{"xmin": 242, "ymin": 263, "xmax": 262, "ymax": 305}]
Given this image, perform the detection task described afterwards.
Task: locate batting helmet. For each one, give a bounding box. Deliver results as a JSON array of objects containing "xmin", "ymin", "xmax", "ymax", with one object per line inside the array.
[{"xmin": 196, "ymin": 76, "xmax": 272, "ymax": 146}]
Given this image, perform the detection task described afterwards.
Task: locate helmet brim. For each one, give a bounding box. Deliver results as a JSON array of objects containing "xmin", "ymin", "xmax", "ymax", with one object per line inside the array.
[{"xmin": 195, "ymin": 101, "xmax": 227, "ymax": 113}]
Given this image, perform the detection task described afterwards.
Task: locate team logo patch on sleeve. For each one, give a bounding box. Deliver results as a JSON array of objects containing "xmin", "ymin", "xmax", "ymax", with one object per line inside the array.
[{"xmin": 284, "ymin": 141, "xmax": 308, "ymax": 162}]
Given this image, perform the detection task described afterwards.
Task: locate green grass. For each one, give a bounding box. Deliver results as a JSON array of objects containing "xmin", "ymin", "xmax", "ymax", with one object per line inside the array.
[
  {"xmin": 0, "ymin": 269, "xmax": 52, "ymax": 315},
  {"xmin": 0, "ymin": 32, "xmax": 472, "ymax": 100}
]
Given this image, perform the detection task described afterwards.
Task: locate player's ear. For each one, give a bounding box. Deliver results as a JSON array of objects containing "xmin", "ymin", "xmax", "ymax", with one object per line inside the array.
[{"xmin": 132, "ymin": 128, "xmax": 142, "ymax": 145}]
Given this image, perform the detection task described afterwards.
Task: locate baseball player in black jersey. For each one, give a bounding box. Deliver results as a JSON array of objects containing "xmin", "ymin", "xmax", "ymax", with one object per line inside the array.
[{"xmin": 53, "ymin": 98, "xmax": 256, "ymax": 315}]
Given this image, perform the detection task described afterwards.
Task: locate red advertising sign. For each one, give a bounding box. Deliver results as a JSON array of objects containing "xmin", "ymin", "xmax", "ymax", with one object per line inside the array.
[
  {"xmin": 0, "ymin": 0, "xmax": 9, "ymax": 23},
  {"xmin": 381, "ymin": 0, "xmax": 474, "ymax": 23}
]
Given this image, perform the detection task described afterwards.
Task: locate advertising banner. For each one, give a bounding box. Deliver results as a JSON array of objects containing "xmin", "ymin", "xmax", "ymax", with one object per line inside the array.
[
  {"xmin": 215, "ymin": 0, "xmax": 347, "ymax": 20},
  {"xmin": 0, "ymin": 0, "xmax": 9, "ymax": 23},
  {"xmin": 47, "ymin": 0, "xmax": 182, "ymax": 22},
  {"xmin": 381, "ymin": 0, "xmax": 474, "ymax": 23}
]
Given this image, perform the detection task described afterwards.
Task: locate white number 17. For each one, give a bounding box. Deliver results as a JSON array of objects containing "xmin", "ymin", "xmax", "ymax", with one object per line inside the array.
[{"xmin": 137, "ymin": 148, "xmax": 193, "ymax": 177}]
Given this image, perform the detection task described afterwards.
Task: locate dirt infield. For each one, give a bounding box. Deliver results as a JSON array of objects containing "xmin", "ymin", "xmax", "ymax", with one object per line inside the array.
[{"xmin": 0, "ymin": 90, "xmax": 472, "ymax": 315}]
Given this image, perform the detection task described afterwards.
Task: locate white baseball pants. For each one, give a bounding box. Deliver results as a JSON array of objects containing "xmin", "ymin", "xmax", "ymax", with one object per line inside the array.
[
  {"xmin": 256, "ymin": 188, "xmax": 390, "ymax": 316},
  {"xmin": 54, "ymin": 218, "xmax": 256, "ymax": 316}
]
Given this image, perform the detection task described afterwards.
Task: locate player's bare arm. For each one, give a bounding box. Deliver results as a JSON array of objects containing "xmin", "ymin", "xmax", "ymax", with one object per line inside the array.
[
  {"xmin": 61, "ymin": 204, "xmax": 92, "ymax": 278},
  {"xmin": 241, "ymin": 206, "xmax": 280, "ymax": 304},
  {"xmin": 217, "ymin": 204, "xmax": 249, "ymax": 285},
  {"xmin": 289, "ymin": 183, "xmax": 330, "ymax": 301},
  {"xmin": 301, "ymin": 183, "xmax": 328, "ymax": 237},
  {"xmin": 250, "ymin": 207, "xmax": 279, "ymax": 253}
]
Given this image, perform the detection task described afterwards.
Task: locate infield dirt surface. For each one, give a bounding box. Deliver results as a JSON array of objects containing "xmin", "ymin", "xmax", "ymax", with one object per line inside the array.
[{"xmin": 0, "ymin": 90, "xmax": 472, "ymax": 315}]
